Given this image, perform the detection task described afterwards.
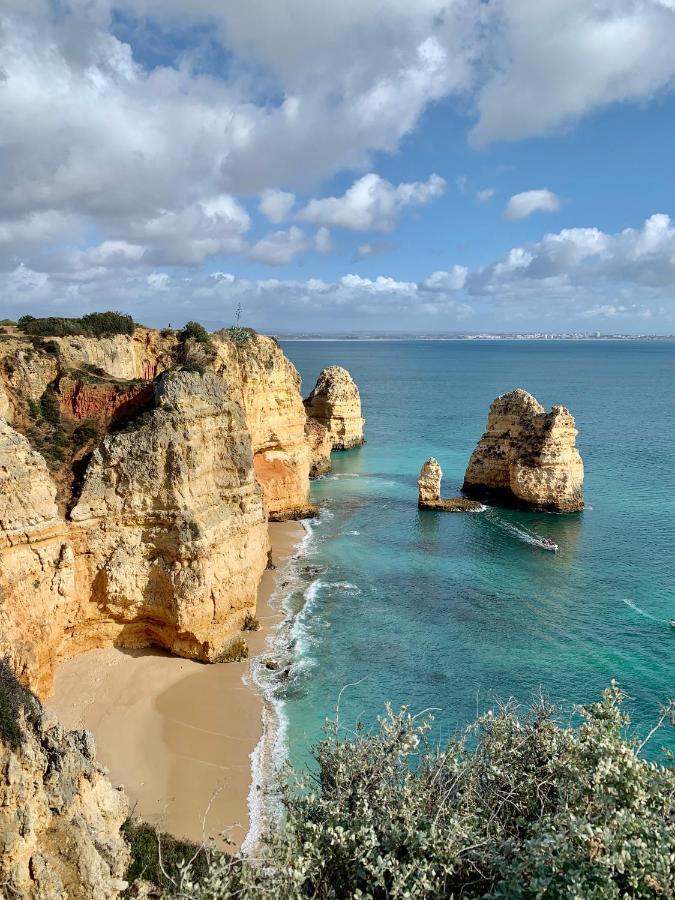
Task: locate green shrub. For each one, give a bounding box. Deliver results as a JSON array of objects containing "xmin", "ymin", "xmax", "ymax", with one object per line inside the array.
[
  {"xmin": 121, "ymin": 820, "xmax": 212, "ymax": 896},
  {"xmin": 72, "ymin": 419, "xmax": 100, "ymax": 447},
  {"xmin": 0, "ymin": 659, "xmax": 38, "ymax": 751},
  {"xmin": 179, "ymin": 684, "xmax": 675, "ymax": 899},
  {"xmin": 39, "ymin": 387, "xmax": 61, "ymax": 426},
  {"xmin": 241, "ymin": 611, "xmax": 261, "ymax": 632},
  {"xmin": 79, "ymin": 311, "xmax": 134, "ymax": 336},
  {"xmin": 17, "ymin": 311, "xmax": 135, "ymax": 338},
  {"xmin": 215, "ymin": 636, "xmax": 249, "ymax": 662},
  {"xmin": 0, "ymin": 319, "xmax": 16, "ymax": 326},
  {"xmin": 225, "ymin": 325, "xmax": 254, "ymax": 345},
  {"xmin": 180, "ymin": 321, "xmax": 211, "ymax": 344}
]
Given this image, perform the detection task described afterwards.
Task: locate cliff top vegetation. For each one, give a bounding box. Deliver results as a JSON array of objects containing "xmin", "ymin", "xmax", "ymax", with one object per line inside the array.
[{"xmin": 17, "ymin": 311, "xmax": 135, "ymax": 338}]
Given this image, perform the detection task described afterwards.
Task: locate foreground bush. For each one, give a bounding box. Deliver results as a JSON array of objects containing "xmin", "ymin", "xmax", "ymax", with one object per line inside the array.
[{"xmin": 173, "ymin": 684, "xmax": 673, "ymax": 899}]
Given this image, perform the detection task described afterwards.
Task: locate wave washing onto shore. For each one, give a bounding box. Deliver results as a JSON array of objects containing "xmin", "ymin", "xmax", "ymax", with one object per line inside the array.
[{"xmin": 242, "ymin": 517, "xmax": 324, "ymax": 855}]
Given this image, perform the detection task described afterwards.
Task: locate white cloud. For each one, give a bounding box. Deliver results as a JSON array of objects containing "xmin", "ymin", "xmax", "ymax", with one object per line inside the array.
[
  {"xmin": 470, "ymin": 0, "xmax": 675, "ymax": 146},
  {"xmin": 314, "ymin": 227, "xmax": 333, "ymax": 254},
  {"xmin": 456, "ymin": 175, "xmax": 468, "ymax": 193},
  {"xmin": 353, "ymin": 241, "xmax": 396, "ymax": 261},
  {"xmin": 3, "ymin": 213, "xmax": 675, "ymax": 332},
  {"xmin": 421, "ymin": 266, "xmax": 468, "ymax": 291},
  {"xmin": 248, "ymin": 226, "xmax": 311, "ymax": 265},
  {"xmin": 297, "ymin": 173, "xmax": 445, "ymax": 232},
  {"xmin": 505, "ymin": 189, "xmax": 561, "ymax": 221},
  {"xmin": 259, "ymin": 190, "xmax": 296, "ymax": 224},
  {"xmin": 476, "ymin": 188, "xmax": 494, "ymax": 203},
  {"xmin": 147, "ymin": 272, "xmax": 170, "ymax": 290}
]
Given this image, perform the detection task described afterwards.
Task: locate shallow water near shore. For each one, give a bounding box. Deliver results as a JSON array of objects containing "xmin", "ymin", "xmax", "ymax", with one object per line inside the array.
[{"xmin": 279, "ymin": 340, "xmax": 675, "ymax": 769}]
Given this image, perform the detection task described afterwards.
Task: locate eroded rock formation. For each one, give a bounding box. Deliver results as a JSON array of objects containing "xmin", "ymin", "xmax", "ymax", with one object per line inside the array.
[
  {"xmin": 305, "ymin": 417, "xmax": 332, "ymax": 478},
  {"xmin": 304, "ymin": 366, "xmax": 364, "ymax": 451},
  {"xmin": 0, "ymin": 663, "xmax": 129, "ymax": 899},
  {"xmin": 210, "ymin": 333, "xmax": 316, "ymax": 520},
  {"xmin": 418, "ymin": 458, "xmax": 484, "ymax": 511},
  {"xmin": 463, "ymin": 389, "xmax": 584, "ymax": 512},
  {"xmin": 0, "ymin": 371, "xmax": 268, "ymax": 697}
]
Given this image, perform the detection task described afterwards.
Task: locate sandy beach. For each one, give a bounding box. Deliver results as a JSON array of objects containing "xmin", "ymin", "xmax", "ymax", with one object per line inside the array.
[{"xmin": 48, "ymin": 520, "xmax": 304, "ymax": 849}]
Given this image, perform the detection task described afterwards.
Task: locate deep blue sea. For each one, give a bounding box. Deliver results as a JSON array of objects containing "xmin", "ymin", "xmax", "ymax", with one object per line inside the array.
[{"xmin": 275, "ymin": 341, "xmax": 675, "ymax": 765}]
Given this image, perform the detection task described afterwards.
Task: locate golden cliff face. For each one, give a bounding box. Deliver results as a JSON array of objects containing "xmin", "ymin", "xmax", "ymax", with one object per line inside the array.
[
  {"xmin": 0, "ymin": 371, "xmax": 268, "ymax": 696},
  {"xmin": 463, "ymin": 389, "xmax": 584, "ymax": 512},
  {"xmin": 0, "ymin": 667, "xmax": 130, "ymax": 899},
  {"xmin": 209, "ymin": 332, "xmax": 316, "ymax": 519},
  {"xmin": 304, "ymin": 365, "xmax": 365, "ymax": 451}
]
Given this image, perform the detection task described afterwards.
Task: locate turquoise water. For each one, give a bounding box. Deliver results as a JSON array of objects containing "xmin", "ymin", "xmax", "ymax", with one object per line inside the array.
[{"xmin": 277, "ymin": 341, "xmax": 675, "ymax": 764}]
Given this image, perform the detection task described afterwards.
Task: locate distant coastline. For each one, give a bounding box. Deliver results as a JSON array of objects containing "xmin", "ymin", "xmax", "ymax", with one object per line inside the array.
[{"xmin": 277, "ymin": 333, "xmax": 675, "ymax": 342}]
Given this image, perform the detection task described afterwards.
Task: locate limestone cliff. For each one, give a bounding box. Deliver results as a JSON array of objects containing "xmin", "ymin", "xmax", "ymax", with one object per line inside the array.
[
  {"xmin": 0, "ymin": 662, "xmax": 129, "ymax": 899},
  {"xmin": 0, "ymin": 371, "xmax": 268, "ymax": 697},
  {"xmin": 304, "ymin": 366, "xmax": 364, "ymax": 451},
  {"xmin": 463, "ymin": 389, "xmax": 584, "ymax": 512},
  {"xmin": 209, "ymin": 332, "xmax": 316, "ymax": 519},
  {"xmin": 305, "ymin": 417, "xmax": 332, "ymax": 478},
  {"xmin": 418, "ymin": 458, "xmax": 484, "ymax": 512}
]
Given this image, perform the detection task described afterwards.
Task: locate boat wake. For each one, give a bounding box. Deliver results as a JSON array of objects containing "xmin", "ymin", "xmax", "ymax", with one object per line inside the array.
[
  {"xmin": 485, "ymin": 512, "xmax": 558, "ymax": 551},
  {"xmin": 620, "ymin": 598, "xmax": 660, "ymax": 622}
]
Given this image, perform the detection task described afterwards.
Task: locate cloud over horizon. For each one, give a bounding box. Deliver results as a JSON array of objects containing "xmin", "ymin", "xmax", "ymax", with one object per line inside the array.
[{"xmin": 1, "ymin": 1, "xmax": 675, "ymax": 332}]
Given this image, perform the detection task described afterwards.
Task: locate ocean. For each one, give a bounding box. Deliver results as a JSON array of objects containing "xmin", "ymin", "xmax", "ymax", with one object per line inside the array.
[{"xmin": 264, "ymin": 340, "xmax": 675, "ymax": 773}]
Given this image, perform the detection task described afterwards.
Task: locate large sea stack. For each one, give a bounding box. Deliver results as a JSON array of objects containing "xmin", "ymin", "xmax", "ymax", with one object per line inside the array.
[
  {"xmin": 463, "ymin": 389, "xmax": 584, "ymax": 512},
  {"xmin": 304, "ymin": 366, "xmax": 365, "ymax": 451}
]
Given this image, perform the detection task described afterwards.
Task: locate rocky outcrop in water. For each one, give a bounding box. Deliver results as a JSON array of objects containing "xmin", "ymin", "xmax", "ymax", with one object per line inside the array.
[
  {"xmin": 463, "ymin": 389, "xmax": 584, "ymax": 512},
  {"xmin": 304, "ymin": 366, "xmax": 364, "ymax": 451},
  {"xmin": 0, "ymin": 662, "xmax": 129, "ymax": 899},
  {"xmin": 418, "ymin": 458, "xmax": 484, "ymax": 511}
]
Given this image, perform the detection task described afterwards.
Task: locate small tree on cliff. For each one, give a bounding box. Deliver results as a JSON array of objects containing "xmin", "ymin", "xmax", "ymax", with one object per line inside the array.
[{"xmin": 171, "ymin": 684, "xmax": 674, "ymax": 899}]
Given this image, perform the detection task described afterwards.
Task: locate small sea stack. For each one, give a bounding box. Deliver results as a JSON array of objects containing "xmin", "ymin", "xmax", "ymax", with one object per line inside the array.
[
  {"xmin": 463, "ymin": 388, "xmax": 584, "ymax": 512},
  {"xmin": 418, "ymin": 458, "xmax": 484, "ymax": 511},
  {"xmin": 304, "ymin": 366, "xmax": 365, "ymax": 451}
]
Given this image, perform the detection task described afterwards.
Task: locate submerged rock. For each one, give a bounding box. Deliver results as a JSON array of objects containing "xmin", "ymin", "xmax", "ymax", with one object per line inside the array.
[
  {"xmin": 463, "ymin": 388, "xmax": 584, "ymax": 512},
  {"xmin": 304, "ymin": 366, "xmax": 365, "ymax": 451},
  {"xmin": 418, "ymin": 458, "xmax": 484, "ymax": 511}
]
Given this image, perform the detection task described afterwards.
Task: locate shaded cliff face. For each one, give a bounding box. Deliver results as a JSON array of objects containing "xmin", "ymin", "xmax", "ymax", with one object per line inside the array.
[
  {"xmin": 304, "ymin": 365, "xmax": 365, "ymax": 451},
  {"xmin": 463, "ymin": 389, "xmax": 584, "ymax": 512},
  {"xmin": 0, "ymin": 664, "xmax": 129, "ymax": 899},
  {"xmin": 305, "ymin": 417, "xmax": 332, "ymax": 478}
]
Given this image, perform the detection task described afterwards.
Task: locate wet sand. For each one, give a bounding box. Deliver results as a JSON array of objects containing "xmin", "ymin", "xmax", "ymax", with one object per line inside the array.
[{"xmin": 48, "ymin": 521, "xmax": 304, "ymax": 848}]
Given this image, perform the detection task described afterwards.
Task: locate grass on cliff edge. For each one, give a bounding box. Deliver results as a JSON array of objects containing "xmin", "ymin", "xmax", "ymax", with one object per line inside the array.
[{"xmin": 167, "ymin": 683, "xmax": 674, "ymax": 900}]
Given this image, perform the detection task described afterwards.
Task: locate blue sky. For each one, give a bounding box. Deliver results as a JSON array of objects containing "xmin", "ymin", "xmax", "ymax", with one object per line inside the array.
[{"xmin": 2, "ymin": 1, "xmax": 675, "ymax": 333}]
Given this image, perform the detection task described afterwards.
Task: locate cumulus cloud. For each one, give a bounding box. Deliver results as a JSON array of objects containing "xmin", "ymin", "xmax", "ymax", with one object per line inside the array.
[
  {"xmin": 259, "ymin": 190, "xmax": 296, "ymax": 224},
  {"xmin": 3, "ymin": 213, "xmax": 675, "ymax": 332},
  {"xmin": 297, "ymin": 173, "xmax": 445, "ymax": 232},
  {"xmin": 353, "ymin": 241, "xmax": 397, "ymax": 261},
  {"xmin": 476, "ymin": 188, "xmax": 495, "ymax": 203},
  {"xmin": 421, "ymin": 266, "xmax": 468, "ymax": 291},
  {"xmin": 470, "ymin": 0, "xmax": 675, "ymax": 146},
  {"xmin": 248, "ymin": 226, "xmax": 312, "ymax": 265},
  {"xmin": 505, "ymin": 189, "xmax": 561, "ymax": 221}
]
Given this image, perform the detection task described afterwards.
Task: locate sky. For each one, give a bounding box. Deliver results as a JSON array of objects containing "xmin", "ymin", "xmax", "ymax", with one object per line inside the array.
[{"xmin": 2, "ymin": 1, "xmax": 675, "ymax": 334}]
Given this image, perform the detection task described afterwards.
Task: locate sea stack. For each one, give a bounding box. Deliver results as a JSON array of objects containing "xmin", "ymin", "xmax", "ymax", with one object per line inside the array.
[
  {"xmin": 463, "ymin": 389, "xmax": 584, "ymax": 512},
  {"xmin": 304, "ymin": 366, "xmax": 365, "ymax": 451},
  {"xmin": 418, "ymin": 458, "xmax": 484, "ymax": 511}
]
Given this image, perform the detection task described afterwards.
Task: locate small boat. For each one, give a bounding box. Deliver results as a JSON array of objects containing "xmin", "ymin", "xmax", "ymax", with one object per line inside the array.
[
  {"xmin": 538, "ymin": 538, "xmax": 558, "ymax": 552},
  {"xmin": 671, "ymin": 620, "xmax": 675, "ymax": 629}
]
